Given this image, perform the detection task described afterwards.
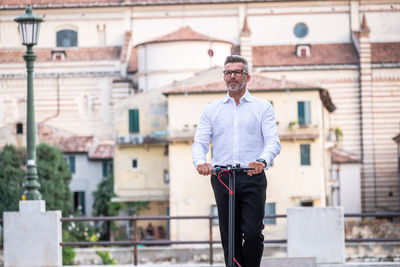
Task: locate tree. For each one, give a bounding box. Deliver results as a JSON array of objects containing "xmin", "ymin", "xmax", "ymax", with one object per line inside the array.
[
  {"xmin": 92, "ymin": 173, "xmax": 121, "ymax": 240},
  {"xmin": 0, "ymin": 145, "xmax": 25, "ymax": 217},
  {"xmin": 0, "ymin": 143, "xmax": 72, "ymax": 218},
  {"xmin": 36, "ymin": 143, "xmax": 72, "ymax": 216}
]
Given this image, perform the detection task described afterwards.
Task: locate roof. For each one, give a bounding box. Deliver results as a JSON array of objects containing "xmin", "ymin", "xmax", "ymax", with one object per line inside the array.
[
  {"xmin": 58, "ymin": 136, "xmax": 95, "ymax": 153},
  {"xmin": 253, "ymin": 42, "xmax": 400, "ymax": 67},
  {"xmin": 135, "ymin": 26, "xmax": 230, "ymax": 47},
  {"xmin": 162, "ymin": 67, "xmax": 336, "ymax": 112},
  {"xmin": 332, "ymin": 148, "xmax": 361, "ymax": 164},
  {"xmin": 253, "ymin": 43, "xmax": 358, "ymax": 67},
  {"xmin": 89, "ymin": 141, "xmax": 114, "ymax": 159},
  {"xmin": 0, "ymin": 47, "xmax": 121, "ymax": 64},
  {"xmin": 1, "ymin": 1, "xmax": 298, "ymax": 9},
  {"xmin": 56, "ymin": 135, "xmax": 114, "ymax": 158},
  {"xmin": 371, "ymin": 43, "xmax": 400, "ymax": 64}
]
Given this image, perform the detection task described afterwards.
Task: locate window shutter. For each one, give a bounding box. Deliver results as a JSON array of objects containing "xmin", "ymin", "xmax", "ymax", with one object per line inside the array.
[
  {"xmin": 129, "ymin": 109, "xmax": 140, "ymax": 133},
  {"xmin": 69, "ymin": 156, "xmax": 76, "ymax": 174},
  {"xmin": 298, "ymin": 101, "xmax": 311, "ymax": 125},
  {"xmin": 298, "ymin": 102, "xmax": 305, "ymax": 125},
  {"xmin": 300, "ymin": 144, "xmax": 311, "ymax": 166},
  {"xmin": 102, "ymin": 161, "xmax": 108, "ymax": 177}
]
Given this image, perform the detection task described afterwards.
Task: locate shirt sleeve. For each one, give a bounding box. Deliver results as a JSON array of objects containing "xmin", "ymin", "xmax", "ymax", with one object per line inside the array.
[
  {"xmin": 192, "ymin": 106, "xmax": 212, "ymax": 167},
  {"xmin": 259, "ymin": 103, "xmax": 281, "ymax": 168}
]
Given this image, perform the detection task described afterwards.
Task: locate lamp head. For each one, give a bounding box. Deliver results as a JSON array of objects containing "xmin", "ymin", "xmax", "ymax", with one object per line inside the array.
[{"xmin": 14, "ymin": 5, "xmax": 44, "ymax": 46}]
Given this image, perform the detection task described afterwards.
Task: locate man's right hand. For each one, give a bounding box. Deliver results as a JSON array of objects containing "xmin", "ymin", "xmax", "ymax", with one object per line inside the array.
[{"xmin": 196, "ymin": 162, "xmax": 213, "ymax": 176}]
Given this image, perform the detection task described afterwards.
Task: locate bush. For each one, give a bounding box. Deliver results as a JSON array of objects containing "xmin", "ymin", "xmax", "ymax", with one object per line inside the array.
[{"xmin": 96, "ymin": 251, "xmax": 116, "ymax": 265}]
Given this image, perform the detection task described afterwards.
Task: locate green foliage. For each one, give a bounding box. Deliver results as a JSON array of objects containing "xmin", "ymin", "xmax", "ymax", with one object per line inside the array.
[
  {"xmin": 96, "ymin": 251, "xmax": 116, "ymax": 265},
  {"xmin": 0, "ymin": 145, "xmax": 25, "ymax": 217},
  {"xmin": 36, "ymin": 143, "xmax": 73, "ymax": 216},
  {"xmin": 0, "ymin": 143, "xmax": 72, "ymax": 218},
  {"xmin": 92, "ymin": 173, "xmax": 121, "ymax": 241},
  {"xmin": 62, "ymin": 246, "xmax": 75, "ymax": 265},
  {"xmin": 92, "ymin": 173, "xmax": 121, "ymax": 218},
  {"xmin": 62, "ymin": 212, "xmax": 99, "ymax": 266}
]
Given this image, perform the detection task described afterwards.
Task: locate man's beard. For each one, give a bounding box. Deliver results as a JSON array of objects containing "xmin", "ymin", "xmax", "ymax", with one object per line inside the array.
[{"xmin": 226, "ymin": 78, "xmax": 246, "ymax": 92}]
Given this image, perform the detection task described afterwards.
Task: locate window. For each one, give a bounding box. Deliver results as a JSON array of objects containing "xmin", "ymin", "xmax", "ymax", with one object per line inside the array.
[
  {"xmin": 69, "ymin": 156, "xmax": 76, "ymax": 174},
  {"xmin": 102, "ymin": 160, "xmax": 113, "ymax": 177},
  {"xmin": 300, "ymin": 144, "xmax": 311, "ymax": 166},
  {"xmin": 296, "ymin": 45, "xmax": 311, "ymax": 57},
  {"xmin": 129, "ymin": 109, "xmax": 140, "ymax": 133},
  {"xmin": 56, "ymin": 30, "xmax": 77, "ymax": 47},
  {"xmin": 300, "ymin": 200, "xmax": 313, "ymax": 207},
  {"xmin": 73, "ymin": 191, "xmax": 85, "ymax": 215},
  {"xmin": 298, "ymin": 101, "xmax": 311, "ymax": 126},
  {"xmin": 294, "ymin": 23, "xmax": 308, "ymax": 38},
  {"xmin": 16, "ymin": 123, "xmax": 23, "ymax": 134},
  {"xmin": 164, "ymin": 170, "xmax": 169, "ymax": 184},
  {"xmin": 264, "ymin": 203, "xmax": 276, "ymax": 225},
  {"xmin": 211, "ymin": 205, "xmax": 219, "ymax": 226},
  {"xmin": 132, "ymin": 158, "xmax": 138, "ymax": 170}
]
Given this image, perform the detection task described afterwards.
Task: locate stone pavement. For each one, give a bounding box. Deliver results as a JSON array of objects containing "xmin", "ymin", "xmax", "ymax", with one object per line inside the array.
[{"xmin": 64, "ymin": 261, "xmax": 400, "ymax": 267}]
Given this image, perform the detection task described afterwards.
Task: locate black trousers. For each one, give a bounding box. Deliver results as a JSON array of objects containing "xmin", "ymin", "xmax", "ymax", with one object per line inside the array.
[{"xmin": 211, "ymin": 171, "xmax": 267, "ymax": 267}]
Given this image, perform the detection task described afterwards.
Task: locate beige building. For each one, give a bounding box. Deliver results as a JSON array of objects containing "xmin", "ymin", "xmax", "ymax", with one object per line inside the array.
[
  {"xmin": 163, "ymin": 67, "xmax": 336, "ymax": 240},
  {"xmin": 1, "ymin": 1, "xmax": 400, "ymax": 242},
  {"xmin": 112, "ymin": 87, "xmax": 169, "ymax": 238}
]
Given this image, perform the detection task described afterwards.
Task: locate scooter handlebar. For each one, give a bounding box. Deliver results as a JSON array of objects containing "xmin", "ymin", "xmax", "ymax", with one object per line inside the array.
[{"xmin": 212, "ymin": 165, "xmax": 255, "ymax": 174}]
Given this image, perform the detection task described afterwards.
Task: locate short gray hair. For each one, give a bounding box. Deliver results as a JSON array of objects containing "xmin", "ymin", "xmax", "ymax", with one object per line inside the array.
[{"xmin": 224, "ymin": 55, "xmax": 249, "ymax": 72}]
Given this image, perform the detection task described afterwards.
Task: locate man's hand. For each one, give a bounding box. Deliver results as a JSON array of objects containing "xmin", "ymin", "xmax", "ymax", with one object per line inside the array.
[
  {"xmin": 196, "ymin": 162, "xmax": 213, "ymax": 176},
  {"xmin": 247, "ymin": 161, "xmax": 265, "ymax": 176}
]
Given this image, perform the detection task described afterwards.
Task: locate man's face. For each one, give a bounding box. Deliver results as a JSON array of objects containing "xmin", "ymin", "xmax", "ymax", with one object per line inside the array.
[{"xmin": 223, "ymin": 62, "xmax": 250, "ymax": 92}]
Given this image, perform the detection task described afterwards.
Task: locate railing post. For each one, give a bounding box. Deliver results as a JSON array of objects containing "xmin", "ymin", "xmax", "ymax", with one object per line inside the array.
[
  {"xmin": 209, "ymin": 215, "xmax": 213, "ymax": 265},
  {"xmin": 133, "ymin": 216, "xmax": 138, "ymax": 266}
]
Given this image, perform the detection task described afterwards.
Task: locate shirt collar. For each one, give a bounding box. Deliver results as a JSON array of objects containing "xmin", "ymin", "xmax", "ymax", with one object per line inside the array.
[{"xmin": 222, "ymin": 90, "xmax": 253, "ymax": 103}]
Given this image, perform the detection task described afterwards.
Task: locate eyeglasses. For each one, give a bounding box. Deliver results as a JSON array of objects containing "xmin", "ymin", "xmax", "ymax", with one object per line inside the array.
[{"xmin": 223, "ymin": 69, "xmax": 248, "ymax": 77}]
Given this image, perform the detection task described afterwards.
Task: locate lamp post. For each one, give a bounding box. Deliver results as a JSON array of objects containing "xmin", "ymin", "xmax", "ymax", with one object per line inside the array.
[{"xmin": 14, "ymin": 5, "xmax": 44, "ymax": 200}]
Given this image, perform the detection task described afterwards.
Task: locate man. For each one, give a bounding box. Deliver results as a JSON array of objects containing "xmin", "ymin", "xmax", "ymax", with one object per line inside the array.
[{"xmin": 192, "ymin": 55, "xmax": 281, "ymax": 267}]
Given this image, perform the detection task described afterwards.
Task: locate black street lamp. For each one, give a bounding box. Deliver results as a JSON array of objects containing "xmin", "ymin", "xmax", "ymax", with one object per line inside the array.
[{"xmin": 14, "ymin": 5, "xmax": 44, "ymax": 200}]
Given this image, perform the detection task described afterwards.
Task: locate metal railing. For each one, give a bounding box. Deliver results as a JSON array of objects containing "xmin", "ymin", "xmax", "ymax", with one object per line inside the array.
[
  {"xmin": 1, "ymin": 213, "xmax": 400, "ymax": 265},
  {"xmin": 59, "ymin": 212, "xmax": 400, "ymax": 265}
]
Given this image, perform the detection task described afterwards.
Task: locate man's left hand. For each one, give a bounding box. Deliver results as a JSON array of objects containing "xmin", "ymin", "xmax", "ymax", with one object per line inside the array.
[{"xmin": 247, "ymin": 161, "xmax": 265, "ymax": 176}]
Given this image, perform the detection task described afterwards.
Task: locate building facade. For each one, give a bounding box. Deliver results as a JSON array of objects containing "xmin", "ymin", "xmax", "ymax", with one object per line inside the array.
[{"xmin": 1, "ymin": 0, "xmax": 399, "ymax": 233}]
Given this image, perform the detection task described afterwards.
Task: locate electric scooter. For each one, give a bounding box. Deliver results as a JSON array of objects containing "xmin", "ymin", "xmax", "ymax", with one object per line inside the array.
[{"xmin": 213, "ymin": 164, "xmax": 254, "ymax": 267}]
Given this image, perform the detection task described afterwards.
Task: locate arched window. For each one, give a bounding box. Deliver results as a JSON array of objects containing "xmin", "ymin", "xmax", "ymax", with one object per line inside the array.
[{"xmin": 56, "ymin": 29, "xmax": 77, "ymax": 47}]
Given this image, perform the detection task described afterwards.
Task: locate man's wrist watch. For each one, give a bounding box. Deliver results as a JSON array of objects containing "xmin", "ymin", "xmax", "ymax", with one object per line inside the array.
[{"xmin": 256, "ymin": 158, "xmax": 267, "ymax": 168}]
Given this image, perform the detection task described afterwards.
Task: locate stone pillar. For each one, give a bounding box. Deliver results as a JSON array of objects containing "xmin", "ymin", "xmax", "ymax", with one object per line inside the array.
[
  {"xmin": 287, "ymin": 207, "xmax": 345, "ymax": 264},
  {"xmin": 4, "ymin": 201, "xmax": 62, "ymax": 267}
]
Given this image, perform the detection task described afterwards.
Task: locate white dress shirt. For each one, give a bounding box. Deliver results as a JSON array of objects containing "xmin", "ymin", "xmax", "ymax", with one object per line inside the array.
[{"xmin": 192, "ymin": 90, "xmax": 281, "ymax": 169}]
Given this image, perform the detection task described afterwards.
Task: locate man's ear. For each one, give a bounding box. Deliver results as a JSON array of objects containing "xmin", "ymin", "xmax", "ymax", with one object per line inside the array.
[{"xmin": 246, "ymin": 74, "xmax": 251, "ymax": 83}]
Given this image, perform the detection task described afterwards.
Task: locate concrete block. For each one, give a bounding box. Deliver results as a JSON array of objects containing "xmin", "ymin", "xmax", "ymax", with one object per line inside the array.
[
  {"xmin": 287, "ymin": 207, "xmax": 345, "ymax": 264},
  {"xmin": 261, "ymin": 257, "xmax": 317, "ymax": 267},
  {"xmin": 4, "ymin": 201, "xmax": 62, "ymax": 267}
]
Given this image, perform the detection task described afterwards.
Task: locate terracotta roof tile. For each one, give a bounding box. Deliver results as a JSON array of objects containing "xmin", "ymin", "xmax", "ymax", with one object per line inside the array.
[
  {"xmin": 89, "ymin": 141, "xmax": 114, "ymax": 159},
  {"xmin": 136, "ymin": 26, "xmax": 230, "ymax": 46},
  {"xmin": 0, "ymin": 47, "xmax": 121, "ymax": 63},
  {"xmin": 371, "ymin": 42, "xmax": 400, "ymax": 63},
  {"xmin": 253, "ymin": 43, "xmax": 358, "ymax": 67},
  {"xmin": 163, "ymin": 67, "xmax": 315, "ymax": 95},
  {"xmin": 163, "ymin": 67, "xmax": 336, "ymax": 112},
  {"xmin": 58, "ymin": 136, "xmax": 94, "ymax": 153},
  {"xmin": 332, "ymin": 148, "xmax": 361, "ymax": 164}
]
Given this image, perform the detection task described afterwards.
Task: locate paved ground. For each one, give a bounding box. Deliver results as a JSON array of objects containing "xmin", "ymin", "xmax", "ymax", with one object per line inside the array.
[{"xmin": 64, "ymin": 263, "xmax": 400, "ymax": 267}]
